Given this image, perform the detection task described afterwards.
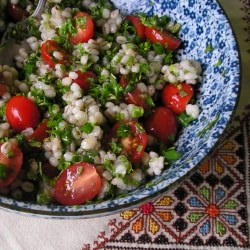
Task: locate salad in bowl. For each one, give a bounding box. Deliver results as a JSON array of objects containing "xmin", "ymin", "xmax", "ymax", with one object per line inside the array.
[{"xmin": 0, "ymin": 0, "xmax": 239, "ymax": 218}]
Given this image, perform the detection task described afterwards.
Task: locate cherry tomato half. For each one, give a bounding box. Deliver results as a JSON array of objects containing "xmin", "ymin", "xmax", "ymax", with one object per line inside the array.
[
  {"xmin": 28, "ymin": 119, "xmax": 49, "ymax": 142},
  {"xmin": 6, "ymin": 96, "xmax": 41, "ymax": 133},
  {"xmin": 144, "ymin": 107, "xmax": 177, "ymax": 145},
  {"xmin": 162, "ymin": 83, "xmax": 194, "ymax": 114},
  {"xmin": 109, "ymin": 121, "xmax": 148, "ymax": 163},
  {"xmin": 70, "ymin": 12, "xmax": 94, "ymax": 45},
  {"xmin": 73, "ymin": 71, "xmax": 96, "ymax": 93},
  {"xmin": 0, "ymin": 142, "xmax": 23, "ymax": 188},
  {"xmin": 126, "ymin": 16, "xmax": 145, "ymax": 40},
  {"xmin": 41, "ymin": 40, "xmax": 68, "ymax": 67},
  {"xmin": 7, "ymin": 3, "xmax": 28, "ymax": 22},
  {"xmin": 145, "ymin": 27, "xmax": 181, "ymax": 50},
  {"xmin": 54, "ymin": 162, "xmax": 102, "ymax": 206},
  {"xmin": 119, "ymin": 75, "xmax": 148, "ymax": 109}
]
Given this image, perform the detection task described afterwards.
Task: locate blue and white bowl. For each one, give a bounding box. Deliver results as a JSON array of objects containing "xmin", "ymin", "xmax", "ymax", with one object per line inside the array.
[{"xmin": 0, "ymin": 0, "xmax": 240, "ymax": 218}]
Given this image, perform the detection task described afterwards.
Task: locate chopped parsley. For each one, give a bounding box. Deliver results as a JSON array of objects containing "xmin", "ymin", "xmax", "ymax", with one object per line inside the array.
[
  {"xmin": 178, "ymin": 112, "xmax": 195, "ymax": 127},
  {"xmin": 117, "ymin": 124, "xmax": 131, "ymax": 138},
  {"xmin": 23, "ymin": 51, "xmax": 39, "ymax": 80},
  {"xmin": 81, "ymin": 123, "xmax": 94, "ymax": 134},
  {"xmin": 162, "ymin": 147, "xmax": 181, "ymax": 162},
  {"xmin": 89, "ymin": 74, "xmax": 124, "ymax": 105},
  {"xmin": 110, "ymin": 141, "xmax": 123, "ymax": 154},
  {"xmin": 139, "ymin": 14, "xmax": 169, "ymax": 30}
]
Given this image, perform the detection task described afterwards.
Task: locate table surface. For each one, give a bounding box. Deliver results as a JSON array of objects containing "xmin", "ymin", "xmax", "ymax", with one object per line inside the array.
[{"xmin": 0, "ymin": 0, "xmax": 250, "ymax": 250}]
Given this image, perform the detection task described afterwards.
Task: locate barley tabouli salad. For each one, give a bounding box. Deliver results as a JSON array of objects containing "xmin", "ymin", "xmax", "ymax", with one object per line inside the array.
[{"xmin": 0, "ymin": 0, "xmax": 202, "ymax": 206}]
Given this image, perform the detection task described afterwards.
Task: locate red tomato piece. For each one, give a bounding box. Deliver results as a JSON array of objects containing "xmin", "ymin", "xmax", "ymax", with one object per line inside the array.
[
  {"xmin": 144, "ymin": 107, "xmax": 177, "ymax": 145},
  {"xmin": 0, "ymin": 84, "xmax": 7, "ymax": 96},
  {"xmin": 54, "ymin": 162, "xmax": 102, "ymax": 206},
  {"xmin": 40, "ymin": 40, "xmax": 68, "ymax": 67},
  {"xmin": 28, "ymin": 119, "xmax": 49, "ymax": 142},
  {"xmin": 0, "ymin": 142, "xmax": 23, "ymax": 188},
  {"xmin": 7, "ymin": 3, "xmax": 28, "ymax": 22},
  {"xmin": 145, "ymin": 27, "xmax": 181, "ymax": 50},
  {"xmin": 6, "ymin": 96, "xmax": 41, "ymax": 133},
  {"xmin": 73, "ymin": 71, "xmax": 96, "ymax": 93},
  {"xmin": 162, "ymin": 83, "xmax": 194, "ymax": 114},
  {"xmin": 126, "ymin": 16, "xmax": 145, "ymax": 39},
  {"xmin": 119, "ymin": 76, "xmax": 148, "ymax": 109},
  {"xmin": 119, "ymin": 75, "xmax": 129, "ymax": 89},
  {"xmin": 70, "ymin": 12, "xmax": 94, "ymax": 45},
  {"xmin": 125, "ymin": 88, "xmax": 148, "ymax": 109},
  {"xmin": 109, "ymin": 121, "xmax": 148, "ymax": 163}
]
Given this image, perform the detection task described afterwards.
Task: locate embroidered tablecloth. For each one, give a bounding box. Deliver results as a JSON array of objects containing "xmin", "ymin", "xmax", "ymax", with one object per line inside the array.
[{"xmin": 0, "ymin": 0, "xmax": 249, "ymax": 249}]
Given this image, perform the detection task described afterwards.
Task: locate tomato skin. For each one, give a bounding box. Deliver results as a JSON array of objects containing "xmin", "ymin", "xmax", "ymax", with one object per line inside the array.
[
  {"xmin": 7, "ymin": 3, "xmax": 28, "ymax": 22},
  {"xmin": 28, "ymin": 119, "xmax": 49, "ymax": 142},
  {"xmin": 126, "ymin": 16, "xmax": 145, "ymax": 39},
  {"xmin": 109, "ymin": 121, "xmax": 148, "ymax": 163},
  {"xmin": 0, "ymin": 84, "xmax": 7, "ymax": 96},
  {"xmin": 145, "ymin": 27, "xmax": 181, "ymax": 50},
  {"xmin": 0, "ymin": 142, "xmax": 23, "ymax": 188},
  {"xmin": 70, "ymin": 12, "xmax": 94, "ymax": 45},
  {"xmin": 119, "ymin": 76, "xmax": 148, "ymax": 109},
  {"xmin": 144, "ymin": 107, "xmax": 177, "ymax": 145},
  {"xmin": 54, "ymin": 163, "xmax": 102, "ymax": 206},
  {"xmin": 73, "ymin": 71, "xmax": 96, "ymax": 92},
  {"xmin": 119, "ymin": 75, "xmax": 128, "ymax": 89},
  {"xmin": 125, "ymin": 88, "xmax": 148, "ymax": 109},
  {"xmin": 40, "ymin": 40, "xmax": 68, "ymax": 67},
  {"xmin": 162, "ymin": 83, "xmax": 194, "ymax": 114},
  {"xmin": 6, "ymin": 96, "xmax": 41, "ymax": 133}
]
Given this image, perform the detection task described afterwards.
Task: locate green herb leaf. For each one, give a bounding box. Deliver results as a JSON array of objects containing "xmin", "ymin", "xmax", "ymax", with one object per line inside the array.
[
  {"xmin": 153, "ymin": 43, "xmax": 165, "ymax": 55},
  {"xmin": 81, "ymin": 123, "xmax": 94, "ymax": 134},
  {"xmin": 162, "ymin": 147, "xmax": 181, "ymax": 162},
  {"xmin": 24, "ymin": 51, "xmax": 39, "ymax": 80},
  {"xmin": 178, "ymin": 112, "xmax": 195, "ymax": 127},
  {"xmin": 117, "ymin": 124, "xmax": 131, "ymax": 138},
  {"xmin": 109, "ymin": 141, "xmax": 123, "ymax": 154},
  {"xmin": 132, "ymin": 106, "xmax": 144, "ymax": 119}
]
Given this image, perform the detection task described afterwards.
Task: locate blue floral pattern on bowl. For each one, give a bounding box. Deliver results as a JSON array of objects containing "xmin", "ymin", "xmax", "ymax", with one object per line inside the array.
[{"xmin": 0, "ymin": 0, "xmax": 240, "ymax": 218}]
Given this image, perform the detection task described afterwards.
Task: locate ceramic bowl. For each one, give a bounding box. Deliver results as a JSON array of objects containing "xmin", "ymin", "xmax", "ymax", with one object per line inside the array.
[{"xmin": 0, "ymin": 0, "xmax": 240, "ymax": 218}]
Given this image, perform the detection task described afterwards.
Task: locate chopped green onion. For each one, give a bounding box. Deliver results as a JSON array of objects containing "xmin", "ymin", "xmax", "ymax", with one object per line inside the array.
[
  {"xmin": 117, "ymin": 124, "xmax": 131, "ymax": 138},
  {"xmin": 178, "ymin": 112, "xmax": 195, "ymax": 127},
  {"xmin": 162, "ymin": 147, "xmax": 181, "ymax": 162},
  {"xmin": 145, "ymin": 96, "xmax": 155, "ymax": 107},
  {"xmin": 110, "ymin": 141, "xmax": 123, "ymax": 154},
  {"xmin": 179, "ymin": 90, "xmax": 187, "ymax": 97},
  {"xmin": 81, "ymin": 123, "xmax": 94, "ymax": 134},
  {"xmin": 136, "ymin": 145, "xmax": 143, "ymax": 152},
  {"xmin": 152, "ymin": 43, "xmax": 165, "ymax": 55},
  {"xmin": 132, "ymin": 106, "xmax": 144, "ymax": 119}
]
